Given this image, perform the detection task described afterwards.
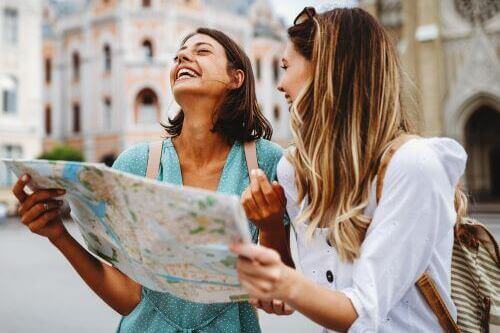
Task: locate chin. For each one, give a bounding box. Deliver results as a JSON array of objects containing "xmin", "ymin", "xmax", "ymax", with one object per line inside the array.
[{"xmin": 172, "ymin": 79, "xmax": 205, "ymax": 94}]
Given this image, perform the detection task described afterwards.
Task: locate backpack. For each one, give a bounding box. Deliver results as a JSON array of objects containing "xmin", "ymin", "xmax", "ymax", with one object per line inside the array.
[{"xmin": 377, "ymin": 135, "xmax": 500, "ymax": 333}]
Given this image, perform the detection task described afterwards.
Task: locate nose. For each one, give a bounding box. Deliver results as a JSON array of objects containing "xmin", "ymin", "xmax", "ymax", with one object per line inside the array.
[
  {"xmin": 177, "ymin": 49, "xmax": 193, "ymax": 63},
  {"xmin": 277, "ymin": 77, "xmax": 285, "ymax": 92}
]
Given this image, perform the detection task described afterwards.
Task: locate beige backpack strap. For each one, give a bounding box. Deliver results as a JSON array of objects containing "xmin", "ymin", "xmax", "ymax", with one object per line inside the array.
[
  {"xmin": 244, "ymin": 140, "xmax": 258, "ymax": 173},
  {"xmin": 375, "ymin": 134, "xmax": 419, "ymax": 203},
  {"xmin": 146, "ymin": 141, "xmax": 164, "ymax": 180},
  {"xmin": 416, "ymin": 273, "xmax": 461, "ymax": 333}
]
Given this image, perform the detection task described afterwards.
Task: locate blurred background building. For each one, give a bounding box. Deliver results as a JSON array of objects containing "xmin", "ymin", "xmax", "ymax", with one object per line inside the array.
[
  {"xmin": 0, "ymin": 1, "xmax": 498, "ymax": 332},
  {"xmin": 359, "ymin": 0, "xmax": 500, "ymax": 210},
  {"xmin": 0, "ymin": 0, "xmax": 43, "ymax": 207},
  {"xmin": 41, "ymin": 0, "xmax": 290, "ymax": 166}
]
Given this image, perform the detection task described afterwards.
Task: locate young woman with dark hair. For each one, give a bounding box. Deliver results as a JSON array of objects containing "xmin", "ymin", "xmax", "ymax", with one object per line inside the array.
[{"xmin": 12, "ymin": 28, "xmax": 292, "ymax": 332}]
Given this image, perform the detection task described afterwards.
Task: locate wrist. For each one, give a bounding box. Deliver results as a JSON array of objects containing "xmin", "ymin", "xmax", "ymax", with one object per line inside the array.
[
  {"xmin": 279, "ymin": 265, "xmax": 301, "ymax": 303},
  {"xmin": 258, "ymin": 219, "xmax": 286, "ymax": 235},
  {"xmin": 49, "ymin": 228, "xmax": 70, "ymax": 248}
]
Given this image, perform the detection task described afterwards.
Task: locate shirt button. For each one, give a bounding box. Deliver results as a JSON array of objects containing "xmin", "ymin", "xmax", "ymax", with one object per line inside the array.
[{"xmin": 326, "ymin": 270, "xmax": 334, "ymax": 283}]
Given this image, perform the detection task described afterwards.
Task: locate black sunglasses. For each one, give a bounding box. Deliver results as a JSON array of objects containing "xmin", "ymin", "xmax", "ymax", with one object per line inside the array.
[{"xmin": 293, "ymin": 6, "xmax": 317, "ymax": 25}]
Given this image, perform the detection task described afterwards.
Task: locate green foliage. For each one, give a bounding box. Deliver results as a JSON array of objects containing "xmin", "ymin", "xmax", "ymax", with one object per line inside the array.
[{"xmin": 38, "ymin": 145, "xmax": 85, "ymax": 162}]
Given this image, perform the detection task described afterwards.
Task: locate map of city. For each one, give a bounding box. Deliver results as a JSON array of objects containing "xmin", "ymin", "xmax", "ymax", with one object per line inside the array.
[{"xmin": 2, "ymin": 159, "xmax": 252, "ymax": 303}]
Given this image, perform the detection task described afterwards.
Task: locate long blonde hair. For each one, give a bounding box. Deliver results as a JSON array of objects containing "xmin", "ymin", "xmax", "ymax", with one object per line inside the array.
[
  {"xmin": 288, "ymin": 8, "xmax": 415, "ymax": 262},
  {"xmin": 289, "ymin": 8, "xmax": 472, "ymax": 262}
]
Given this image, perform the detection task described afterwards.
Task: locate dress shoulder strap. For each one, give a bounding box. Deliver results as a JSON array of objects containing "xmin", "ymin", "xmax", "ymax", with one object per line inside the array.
[
  {"xmin": 244, "ymin": 140, "xmax": 258, "ymax": 173},
  {"xmin": 146, "ymin": 141, "xmax": 164, "ymax": 180}
]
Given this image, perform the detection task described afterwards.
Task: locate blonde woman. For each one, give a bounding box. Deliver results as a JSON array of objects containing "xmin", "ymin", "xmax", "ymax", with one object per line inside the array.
[{"xmin": 232, "ymin": 7, "xmax": 467, "ymax": 332}]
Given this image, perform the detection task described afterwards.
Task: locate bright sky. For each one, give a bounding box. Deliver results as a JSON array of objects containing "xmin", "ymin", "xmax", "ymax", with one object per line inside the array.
[{"xmin": 269, "ymin": 0, "xmax": 358, "ymax": 25}]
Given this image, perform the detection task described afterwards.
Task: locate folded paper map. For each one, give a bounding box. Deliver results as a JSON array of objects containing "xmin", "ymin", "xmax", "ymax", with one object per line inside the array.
[{"xmin": 2, "ymin": 159, "xmax": 251, "ymax": 303}]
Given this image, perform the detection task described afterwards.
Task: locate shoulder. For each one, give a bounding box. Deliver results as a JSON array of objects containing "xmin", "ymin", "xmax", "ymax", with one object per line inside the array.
[
  {"xmin": 255, "ymin": 139, "xmax": 284, "ymax": 171},
  {"xmin": 385, "ymin": 137, "xmax": 467, "ymax": 188},
  {"xmin": 112, "ymin": 142, "xmax": 150, "ymax": 176}
]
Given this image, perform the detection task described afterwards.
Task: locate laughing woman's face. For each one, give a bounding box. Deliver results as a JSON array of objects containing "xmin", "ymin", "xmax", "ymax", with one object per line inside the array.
[
  {"xmin": 277, "ymin": 41, "xmax": 313, "ymax": 105},
  {"xmin": 170, "ymin": 33, "xmax": 235, "ymax": 103}
]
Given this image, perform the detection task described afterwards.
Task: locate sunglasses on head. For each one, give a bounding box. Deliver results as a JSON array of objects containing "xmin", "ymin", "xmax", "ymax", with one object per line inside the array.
[{"xmin": 293, "ymin": 6, "xmax": 317, "ymax": 25}]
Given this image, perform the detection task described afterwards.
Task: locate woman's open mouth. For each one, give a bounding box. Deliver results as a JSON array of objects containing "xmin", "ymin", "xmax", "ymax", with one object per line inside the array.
[{"xmin": 175, "ymin": 67, "xmax": 201, "ymax": 82}]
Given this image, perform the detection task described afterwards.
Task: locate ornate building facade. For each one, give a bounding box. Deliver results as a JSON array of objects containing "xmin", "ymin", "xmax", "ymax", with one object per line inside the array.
[
  {"xmin": 42, "ymin": 0, "xmax": 290, "ymax": 166},
  {"xmin": 360, "ymin": 0, "xmax": 500, "ymax": 208},
  {"xmin": 0, "ymin": 0, "xmax": 43, "ymax": 187}
]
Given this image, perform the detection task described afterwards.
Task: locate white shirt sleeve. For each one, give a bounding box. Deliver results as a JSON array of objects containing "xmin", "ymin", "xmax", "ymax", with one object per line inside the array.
[{"xmin": 340, "ymin": 140, "xmax": 458, "ymax": 332}]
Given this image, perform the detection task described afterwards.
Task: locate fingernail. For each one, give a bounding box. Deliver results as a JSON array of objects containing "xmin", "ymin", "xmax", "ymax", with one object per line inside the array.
[
  {"xmin": 257, "ymin": 169, "xmax": 264, "ymax": 176},
  {"xmin": 22, "ymin": 175, "xmax": 29, "ymax": 182},
  {"xmin": 251, "ymin": 170, "xmax": 257, "ymax": 177},
  {"xmin": 57, "ymin": 189, "xmax": 66, "ymax": 195}
]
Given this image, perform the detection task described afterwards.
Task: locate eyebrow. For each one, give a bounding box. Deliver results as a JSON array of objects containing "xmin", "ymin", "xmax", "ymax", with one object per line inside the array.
[{"xmin": 179, "ymin": 42, "xmax": 214, "ymax": 51}]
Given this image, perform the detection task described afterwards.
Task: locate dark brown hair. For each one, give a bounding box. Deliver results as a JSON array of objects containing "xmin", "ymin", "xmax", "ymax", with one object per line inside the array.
[{"xmin": 163, "ymin": 27, "xmax": 272, "ymax": 142}]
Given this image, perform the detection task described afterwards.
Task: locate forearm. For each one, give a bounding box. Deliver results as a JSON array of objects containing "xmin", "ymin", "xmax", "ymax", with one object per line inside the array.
[
  {"xmin": 283, "ymin": 268, "xmax": 357, "ymax": 332},
  {"xmin": 50, "ymin": 229, "xmax": 141, "ymax": 315},
  {"xmin": 259, "ymin": 224, "xmax": 294, "ymax": 268}
]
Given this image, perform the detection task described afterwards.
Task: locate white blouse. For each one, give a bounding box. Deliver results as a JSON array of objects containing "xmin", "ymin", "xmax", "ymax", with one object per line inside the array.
[{"xmin": 277, "ymin": 138, "xmax": 467, "ymax": 333}]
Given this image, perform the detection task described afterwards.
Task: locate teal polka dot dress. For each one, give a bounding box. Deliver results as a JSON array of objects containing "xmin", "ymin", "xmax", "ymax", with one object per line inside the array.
[{"xmin": 112, "ymin": 138, "xmax": 285, "ymax": 333}]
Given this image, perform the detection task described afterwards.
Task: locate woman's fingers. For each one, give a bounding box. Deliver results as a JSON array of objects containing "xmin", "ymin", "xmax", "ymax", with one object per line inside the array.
[
  {"xmin": 272, "ymin": 181, "xmax": 286, "ymax": 207},
  {"xmin": 12, "ymin": 174, "xmax": 30, "ymax": 202},
  {"xmin": 250, "ymin": 298, "xmax": 294, "ymax": 315},
  {"xmin": 241, "ymin": 188, "xmax": 262, "ymax": 220},
  {"xmin": 257, "ymin": 299, "xmax": 275, "ymax": 314},
  {"xmin": 240, "ymin": 279, "xmax": 267, "ymax": 300},
  {"xmin": 21, "ymin": 200, "xmax": 63, "ymax": 226},
  {"xmin": 282, "ymin": 302, "xmax": 295, "ymax": 315},
  {"xmin": 271, "ymin": 300, "xmax": 286, "ymax": 315},
  {"xmin": 250, "ymin": 171, "xmax": 268, "ymax": 211},
  {"xmin": 231, "ymin": 243, "xmax": 281, "ymax": 264},
  {"xmin": 255, "ymin": 170, "xmax": 280, "ymax": 206},
  {"xmin": 18, "ymin": 189, "xmax": 66, "ymax": 216},
  {"xmin": 28, "ymin": 209, "xmax": 61, "ymax": 233}
]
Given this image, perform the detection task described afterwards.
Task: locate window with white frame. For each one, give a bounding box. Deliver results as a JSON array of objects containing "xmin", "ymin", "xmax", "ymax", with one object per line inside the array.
[
  {"xmin": 103, "ymin": 44, "xmax": 112, "ymax": 72},
  {"xmin": 0, "ymin": 144, "xmax": 22, "ymax": 186},
  {"xmin": 142, "ymin": 39, "xmax": 154, "ymax": 61},
  {"xmin": 3, "ymin": 8, "xmax": 18, "ymax": 45},
  {"xmin": 0, "ymin": 75, "xmax": 17, "ymax": 114},
  {"xmin": 103, "ymin": 97, "xmax": 112, "ymax": 129}
]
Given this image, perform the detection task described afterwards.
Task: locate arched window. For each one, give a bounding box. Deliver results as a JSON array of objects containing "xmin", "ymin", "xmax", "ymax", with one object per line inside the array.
[
  {"xmin": 465, "ymin": 105, "xmax": 500, "ymax": 200},
  {"xmin": 103, "ymin": 44, "xmax": 112, "ymax": 72},
  {"xmin": 135, "ymin": 88, "xmax": 159, "ymax": 124},
  {"xmin": 73, "ymin": 103, "xmax": 81, "ymax": 133},
  {"xmin": 142, "ymin": 39, "xmax": 154, "ymax": 61},
  {"xmin": 72, "ymin": 52, "xmax": 80, "ymax": 81},
  {"xmin": 273, "ymin": 58, "xmax": 280, "ymax": 83},
  {"xmin": 273, "ymin": 105, "xmax": 280, "ymax": 121},
  {"xmin": 255, "ymin": 58, "xmax": 262, "ymax": 80},
  {"xmin": 142, "ymin": 0, "xmax": 151, "ymax": 8},
  {"xmin": 45, "ymin": 58, "xmax": 52, "ymax": 84},
  {"xmin": 0, "ymin": 75, "xmax": 17, "ymax": 114},
  {"xmin": 100, "ymin": 153, "xmax": 116, "ymax": 167},
  {"xmin": 103, "ymin": 97, "xmax": 112, "ymax": 128},
  {"xmin": 45, "ymin": 105, "xmax": 52, "ymax": 135},
  {"xmin": 3, "ymin": 8, "xmax": 18, "ymax": 45}
]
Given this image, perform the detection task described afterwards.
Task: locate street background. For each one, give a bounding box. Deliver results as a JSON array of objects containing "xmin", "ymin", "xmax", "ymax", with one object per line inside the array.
[{"xmin": 1, "ymin": 0, "xmax": 499, "ymax": 332}]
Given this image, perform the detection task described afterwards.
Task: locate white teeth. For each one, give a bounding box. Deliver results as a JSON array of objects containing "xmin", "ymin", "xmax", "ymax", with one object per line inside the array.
[{"xmin": 176, "ymin": 68, "xmax": 199, "ymax": 79}]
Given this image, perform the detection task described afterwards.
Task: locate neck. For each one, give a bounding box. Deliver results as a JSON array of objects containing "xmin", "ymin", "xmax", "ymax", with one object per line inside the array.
[{"xmin": 174, "ymin": 96, "xmax": 230, "ymax": 166}]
